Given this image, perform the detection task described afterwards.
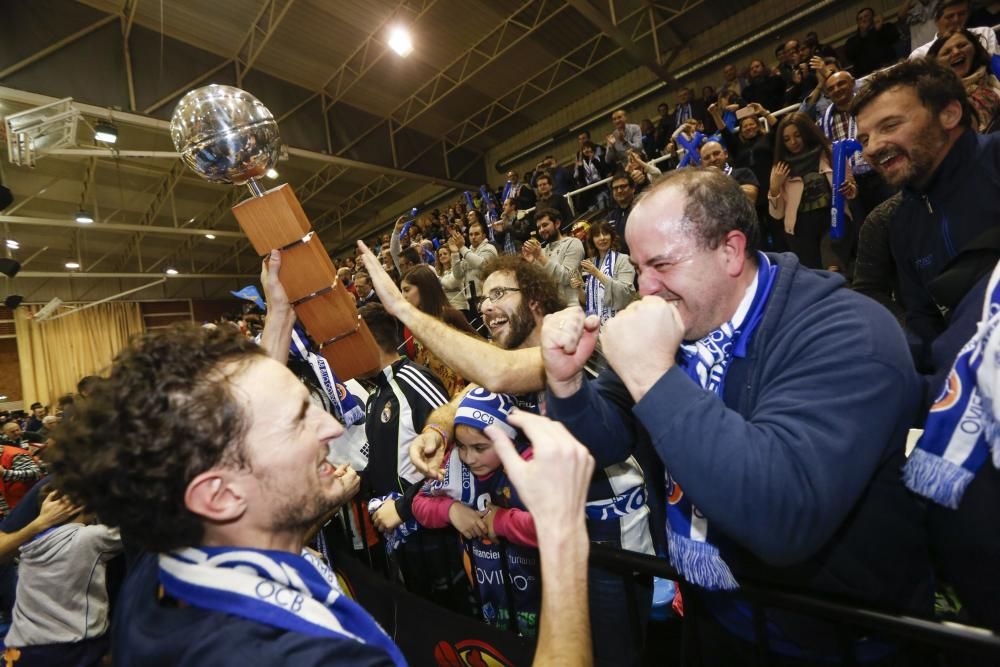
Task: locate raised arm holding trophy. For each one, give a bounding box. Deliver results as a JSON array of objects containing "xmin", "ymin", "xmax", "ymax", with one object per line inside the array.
[{"xmin": 170, "ymin": 84, "xmax": 380, "ymax": 379}]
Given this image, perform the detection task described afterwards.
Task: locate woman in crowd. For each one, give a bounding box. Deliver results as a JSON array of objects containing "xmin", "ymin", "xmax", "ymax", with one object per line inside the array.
[
  {"xmin": 400, "ymin": 265, "xmax": 479, "ymax": 396},
  {"xmin": 768, "ymin": 111, "xmax": 856, "ymax": 271},
  {"xmin": 571, "ymin": 220, "xmax": 635, "ymax": 328},
  {"xmin": 928, "ymin": 29, "xmax": 1000, "ymax": 133},
  {"xmin": 435, "ymin": 245, "xmax": 470, "ymax": 316}
]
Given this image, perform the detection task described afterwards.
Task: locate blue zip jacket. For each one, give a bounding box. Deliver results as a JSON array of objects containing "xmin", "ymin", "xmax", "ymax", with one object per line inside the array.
[
  {"xmin": 890, "ymin": 129, "xmax": 1000, "ymax": 352},
  {"xmin": 547, "ymin": 253, "xmax": 933, "ymax": 653}
]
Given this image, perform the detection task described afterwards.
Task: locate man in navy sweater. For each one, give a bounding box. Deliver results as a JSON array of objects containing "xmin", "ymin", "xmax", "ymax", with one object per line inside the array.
[
  {"xmin": 853, "ymin": 58, "xmax": 1000, "ymax": 401},
  {"xmin": 541, "ymin": 167, "xmax": 934, "ymax": 664}
]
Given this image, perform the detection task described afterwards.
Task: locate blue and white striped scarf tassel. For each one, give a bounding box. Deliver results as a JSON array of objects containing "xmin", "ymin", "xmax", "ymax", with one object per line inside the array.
[
  {"xmin": 904, "ymin": 261, "xmax": 1000, "ymax": 509},
  {"xmin": 367, "ymin": 493, "xmax": 420, "ymax": 553},
  {"xmin": 667, "ymin": 253, "xmax": 777, "ymax": 591}
]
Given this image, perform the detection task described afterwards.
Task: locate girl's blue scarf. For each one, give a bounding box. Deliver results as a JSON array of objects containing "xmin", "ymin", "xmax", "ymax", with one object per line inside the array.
[
  {"xmin": 667, "ymin": 252, "xmax": 777, "ymax": 590},
  {"xmin": 159, "ymin": 546, "xmax": 407, "ymax": 665}
]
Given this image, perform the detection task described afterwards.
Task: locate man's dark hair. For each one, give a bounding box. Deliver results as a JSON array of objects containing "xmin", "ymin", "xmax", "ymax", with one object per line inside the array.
[
  {"xmin": 535, "ymin": 172, "xmax": 552, "ymax": 187},
  {"xmin": 850, "ymin": 57, "xmax": 975, "ymax": 130},
  {"xmin": 359, "ymin": 303, "xmax": 402, "ymax": 354},
  {"xmin": 857, "ymin": 6, "xmax": 874, "ymax": 20},
  {"xmin": 935, "ymin": 0, "xmax": 969, "ymax": 19},
  {"xmin": 76, "ymin": 375, "xmax": 102, "ymax": 396},
  {"xmin": 535, "ymin": 207, "xmax": 562, "ymax": 224},
  {"xmin": 399, "ymin": 246, "xmax": 422, "ymax": 267},
  {"xmin": 637, "ymin": 168, "xmax": 760, "ymax": 257},
  {"xmin": 29, "ymin": 402, "xmax": 42, "ymax": 410},
  {"xmin": 49, "ymin": 325, "xmax": 264, "ymax": 552},
  {"xmin": 481, "ymin": 256, "xmax": 563, "ymax": 317},
  {"xmin": 610, "ymin": 170, "xmax": 633, "ymax": 187}
]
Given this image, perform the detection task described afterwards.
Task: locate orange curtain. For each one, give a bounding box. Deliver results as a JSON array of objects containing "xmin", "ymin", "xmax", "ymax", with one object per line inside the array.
[{"xmin": 14, "ymin": 302, "xmax": 145, "ymax": 407}]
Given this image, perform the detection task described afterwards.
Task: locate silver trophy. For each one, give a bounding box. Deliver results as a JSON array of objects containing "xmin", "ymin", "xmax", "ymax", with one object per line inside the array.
[
  {"xmin": 167, "ymin": 84, "xmax": 383, "ymax": 380},
  {"xmin": 169, "ymin": 84, "xmax": 281, "ymax": 196}
]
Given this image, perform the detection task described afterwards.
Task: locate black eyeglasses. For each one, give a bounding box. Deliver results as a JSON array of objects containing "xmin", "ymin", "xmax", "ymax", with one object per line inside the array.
[{"xmin": 482, "ymin": 287, "xmax": 521, "ymax": 303}]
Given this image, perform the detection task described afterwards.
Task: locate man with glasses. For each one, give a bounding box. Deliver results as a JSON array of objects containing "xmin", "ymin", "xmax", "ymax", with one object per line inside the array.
[
  {"xmin": 607, "ymin": 171, "xmax": 637, "ymax": 255},
  {"xmin": 356, "ymin": 246, "xmax": 656, "ymax": 666}
]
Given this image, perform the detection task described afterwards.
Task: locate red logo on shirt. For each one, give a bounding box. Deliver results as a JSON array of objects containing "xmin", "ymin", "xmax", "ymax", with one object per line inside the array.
[{"xmin": 434, "ymin": 639, "xmax": 514, "ymax": 666}]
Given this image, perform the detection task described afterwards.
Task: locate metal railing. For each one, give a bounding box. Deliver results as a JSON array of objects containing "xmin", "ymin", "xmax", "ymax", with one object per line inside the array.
[{"xmin": 590, "ymin": 543, "xmax": 1000, "ymax": 661}]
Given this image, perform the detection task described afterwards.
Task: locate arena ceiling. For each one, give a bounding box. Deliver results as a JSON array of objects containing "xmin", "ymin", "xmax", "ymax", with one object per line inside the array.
[{"xmin": 0, "ymin": 0, "xmax": 817, "ymax": 302}]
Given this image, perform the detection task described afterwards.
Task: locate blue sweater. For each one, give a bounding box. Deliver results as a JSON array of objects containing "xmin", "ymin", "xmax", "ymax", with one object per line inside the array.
[{"xmin": 547, "ymin": 253, "xmax": 933, "ymax": 651}]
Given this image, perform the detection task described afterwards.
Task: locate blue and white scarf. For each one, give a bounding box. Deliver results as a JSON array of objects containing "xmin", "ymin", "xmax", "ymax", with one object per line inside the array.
[
  {"xmin": 159, "ymin": 546, "xmax": 407, "ymax": 665},
  {"xmin": 289, "ymin": 326, "xmax": 364, "ymax": 427},
  {"xmin": 667, "ymin": 253, "xmax": 778, "ymax": 590},
  {"xmin": 367, "ymin": 492, "xmax": 420, "ymax": 553},
  {"xmin": 904, "ymin": 262, "xmax": 1000, "ymax": 509},
  {"xmin": 584, "ymin": 251, "xmax": 619, "ymax": 327}
]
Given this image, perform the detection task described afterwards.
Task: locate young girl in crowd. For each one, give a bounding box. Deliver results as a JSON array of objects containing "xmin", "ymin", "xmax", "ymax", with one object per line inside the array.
[
  {"xmin": 399, "ymin": 266, "xmax": 479, "ymax": 396},
  {"xmin": 768, "ymin": 111, "xmax": 856, "ymax": 271},
  {"xmin": 411, "ymin": 389, "xmax": 540, "ymax": 637},
  {"xmin": 574, "ymin": 221, "xmax": 636, "ymax": 329}
]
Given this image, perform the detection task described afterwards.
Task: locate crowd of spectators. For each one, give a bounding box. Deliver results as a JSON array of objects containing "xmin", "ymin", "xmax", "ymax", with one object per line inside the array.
[{"xmin": 4, "ymin": 3, "xmax": 1000, "ymax": 666}]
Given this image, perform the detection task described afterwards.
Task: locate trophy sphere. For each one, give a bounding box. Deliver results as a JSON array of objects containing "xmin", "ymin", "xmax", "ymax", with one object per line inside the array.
[{"xmin": 169, "ymin": 85, "xmax": 280, "ymax": 185}]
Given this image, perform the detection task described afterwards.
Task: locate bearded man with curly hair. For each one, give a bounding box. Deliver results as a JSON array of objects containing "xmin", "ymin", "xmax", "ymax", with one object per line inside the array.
[{"xmin": 48, "ymin": 324, "xmax": 405, "ymax": 666}]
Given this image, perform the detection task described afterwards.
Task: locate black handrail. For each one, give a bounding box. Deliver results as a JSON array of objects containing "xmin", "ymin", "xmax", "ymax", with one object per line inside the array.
[{"xmin": 589, "ymin": 543, "xmax": 1000, "ymax": 658}]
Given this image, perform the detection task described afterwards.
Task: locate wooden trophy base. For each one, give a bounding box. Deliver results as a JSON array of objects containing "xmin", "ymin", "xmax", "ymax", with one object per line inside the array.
[{"xmin": 231, "ymin": 183, "xmax": 381, "ymax": 380}]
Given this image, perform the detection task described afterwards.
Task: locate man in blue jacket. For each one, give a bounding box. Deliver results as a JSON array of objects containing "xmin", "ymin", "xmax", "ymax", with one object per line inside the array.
[{"xmin": 541, "ymin": 167, "xmax": 934, "ymax": 664}]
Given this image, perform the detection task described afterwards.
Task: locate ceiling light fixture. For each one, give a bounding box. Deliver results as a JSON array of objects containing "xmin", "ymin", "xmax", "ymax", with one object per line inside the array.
[
  {"xmin": 204, "ymin": 233, "xmax": 216, "ymax": 240},
  {"xmin": 265, "ymin": 168, "xmax": 279, "ymax": 179},
  {"xmin": 74, "ymin": 210, "xmax": 94, "ymax": 224},
  {"xmin": 94, "ymin": 120, "xmax": 118, "ymax": 144},
  {"xmin": 388, "ymin": 26, "xmax": 413, "ymax": 57},
  {"xmin": 5, "ymin": 240, "xmax": 18, "ymax": 250},
  {"xmin": 165, "ymin": 268, "xmax": 179, "ymax": 275},
  {"xmin": 64, "ymin": 261, "xmax": 80, "ymax": 269}
]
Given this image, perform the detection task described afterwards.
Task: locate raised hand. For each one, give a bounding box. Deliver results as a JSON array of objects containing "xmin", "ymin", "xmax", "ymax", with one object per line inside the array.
[
  {"xmin": 541, "ymin": 307, "xmax": 599, "ymax": 398},
  {"xmin": 409, "ymin": 429, "xmax": 446, "ymax": 481},
  {"xmin": 601, "ymin": 297, "xmax": 684, "ymax": 402},
  {"xmin": 356, "ymin": 240, "xmax": 407, "ymax": 316}
]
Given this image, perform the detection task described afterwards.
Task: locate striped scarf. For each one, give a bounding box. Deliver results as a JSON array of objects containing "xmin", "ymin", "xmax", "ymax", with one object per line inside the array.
[
  {"xmin": 667, "ymin": 253, "xmax": 777, "ymax": 590},
  {"xmin": 904, "ymin": 261, "xmax": 1000, "ymax": 508},
  {"xmin": 159, "ymin": 547, "xmax": 407, "ymax": 665},
  {"xmin": 584, "ymin": 251, "xmax": 618, "ymax": 327}
]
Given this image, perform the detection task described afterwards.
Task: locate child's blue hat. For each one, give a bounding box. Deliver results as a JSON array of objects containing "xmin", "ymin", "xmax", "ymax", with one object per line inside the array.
[{"xmin": 454, "ymin": 387, "xmax": 517, "ymax": 438}]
